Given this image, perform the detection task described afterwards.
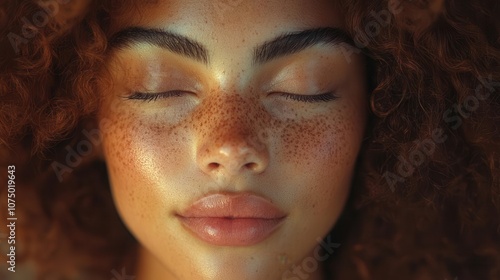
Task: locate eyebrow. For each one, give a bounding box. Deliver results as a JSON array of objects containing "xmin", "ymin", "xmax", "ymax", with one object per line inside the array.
[
  {"xmin": 109, "ymin": 27, "xmax": 209, "ymax": 64},
  {"xmin": 108, "ymin": 27, "xmax": 355, "ymax": 65},
  {"xmin": 253, "ymin": 27, "xmax": 355, "ymax": 64}
]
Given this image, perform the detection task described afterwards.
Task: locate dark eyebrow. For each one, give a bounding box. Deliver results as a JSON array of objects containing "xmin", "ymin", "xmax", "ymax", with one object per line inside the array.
[
  {"xmin": 108, "ymin": 27, "xmax": 355, "ymax": 65},
  {"xmin": 253, "ymin": 27, "xmax": 355, "ymax": 65},
  {"xmin": 109, "ymin": 27, "xmax": 209, "ymax": 64}
]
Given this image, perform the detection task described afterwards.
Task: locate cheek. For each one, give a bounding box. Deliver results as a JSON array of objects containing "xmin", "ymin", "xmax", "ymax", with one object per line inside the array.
[
  {"xmin": 99, "ymin": 109, "xmax": 187, "ymax": 224},
  {"xmin": 280, "ymin": 103, "xmax": 363, "ymax": 172},
  {"xmin": 280, "ymin": 113, "xmax": 348, "ymax": 167},
  {"xmin": 280, "ymin": 105, "xmax": 364, "ymax": 218}
]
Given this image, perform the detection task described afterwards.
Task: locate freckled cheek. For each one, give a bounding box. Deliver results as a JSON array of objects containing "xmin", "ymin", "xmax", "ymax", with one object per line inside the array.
[
  {"xmin": 281, "ymin": 117, "xmax": 357, "ymax": 169},
  {"xmin": 283, "ymin": 113, "xmax": 363, "ymax": 216},
  {"xmin": 100, "ymin": 113, "xmax": 186, "ymax": 219}
]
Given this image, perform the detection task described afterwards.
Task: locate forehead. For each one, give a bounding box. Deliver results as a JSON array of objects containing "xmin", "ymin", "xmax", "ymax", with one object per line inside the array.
[{"xmin": 110, "ymin": 0, "xmax": 344, "ymax": 38}]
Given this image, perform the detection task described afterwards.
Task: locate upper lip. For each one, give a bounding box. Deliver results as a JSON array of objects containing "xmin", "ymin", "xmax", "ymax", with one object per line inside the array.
[{"xmin": 177, "ymin": 192, "xmax": 287, "ymax": 219}]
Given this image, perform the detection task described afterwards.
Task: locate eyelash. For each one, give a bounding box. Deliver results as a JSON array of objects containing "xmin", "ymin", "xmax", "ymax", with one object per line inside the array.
[
  {"xmin": 125, "ymin": 90, "xmax": 338, "ymax": 103},
  {"xmin": 277, "ymin": 91, "xmax": 338, "ymax": 103},
  {"xmin": 125, "ymin": 90, "xmax": 185, "ymax": 102}
]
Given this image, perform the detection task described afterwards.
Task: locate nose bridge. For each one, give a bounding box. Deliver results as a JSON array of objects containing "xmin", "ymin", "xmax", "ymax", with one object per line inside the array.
[
  {"xmin": 194, "ymin": 92, "xmax": 269, "ymax": 177},
  {"xmin": 211, "ymin": 99, "xmax": 259, "ymax": 147},
  {"xmin": 196, "ymin": 91, "xmax": 261, "ymax": 141}
]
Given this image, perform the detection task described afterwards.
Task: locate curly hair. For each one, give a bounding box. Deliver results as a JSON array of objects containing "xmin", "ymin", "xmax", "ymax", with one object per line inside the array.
[{"xmin": 0, "ymin": 0, "xmax": 499, "ymax": 279}]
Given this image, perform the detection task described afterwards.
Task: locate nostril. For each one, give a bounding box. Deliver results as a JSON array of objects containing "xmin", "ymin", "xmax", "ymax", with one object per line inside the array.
[
  {"xmin": 208, "ymin": 162, "xmax": 220, "ymax": 170},
  {"xmin": 245, "ymin": 162, "xmax": 258, "ymax": 171}
]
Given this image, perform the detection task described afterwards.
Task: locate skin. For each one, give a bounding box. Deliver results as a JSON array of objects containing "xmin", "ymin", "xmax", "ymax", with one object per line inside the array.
[{"xmin": 97, "ymin": 0, "xmax": 368, "ymax": 279}]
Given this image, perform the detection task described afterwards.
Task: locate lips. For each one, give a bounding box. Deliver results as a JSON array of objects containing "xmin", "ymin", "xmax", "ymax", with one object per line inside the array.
[{"xmin": 176, "ymin": 193, "xmax": 287, "ymax": 246}]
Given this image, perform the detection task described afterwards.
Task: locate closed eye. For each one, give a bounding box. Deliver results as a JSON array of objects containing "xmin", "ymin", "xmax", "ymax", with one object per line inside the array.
[
  {"xmin": 124, "ymin": 90, "xmax": 338, "ymax": 103},
  {"xmin": 276, "ymin": 91, "xmax": 338, "ymax": 103},
  {"xmin": 124, "ymin": 90, "xmax": 188, "ymax": 102}
]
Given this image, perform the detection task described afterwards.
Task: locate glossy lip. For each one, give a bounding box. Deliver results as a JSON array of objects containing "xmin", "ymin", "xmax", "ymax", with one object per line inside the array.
[{"xmin": 176, "ymin": 192, "xmax": 287, "ymax": 246}]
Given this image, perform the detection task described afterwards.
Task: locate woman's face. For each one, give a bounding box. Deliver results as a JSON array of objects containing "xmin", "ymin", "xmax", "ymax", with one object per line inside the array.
[{"xmin": 98, "ymin": 0, "xmax": 367, "ymax": 279}]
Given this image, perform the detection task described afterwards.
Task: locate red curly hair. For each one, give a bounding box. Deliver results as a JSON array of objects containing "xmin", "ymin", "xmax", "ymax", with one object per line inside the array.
[{"xmin": 0, "ymin": 0, "xmax": 499, "ymax": 279}]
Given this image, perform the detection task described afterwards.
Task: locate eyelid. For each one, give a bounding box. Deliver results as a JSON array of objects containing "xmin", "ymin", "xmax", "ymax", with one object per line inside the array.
[
  {"xmin": 123, "ymin": 90, "xmax": 188, "ymax": 102},
  {"xmin": 274, "ymin": 91, "xmax": 338, "ymax": 103},
  {"xmin": 123, "ymin": 89, "xmax": 338, "ymax": 104}
]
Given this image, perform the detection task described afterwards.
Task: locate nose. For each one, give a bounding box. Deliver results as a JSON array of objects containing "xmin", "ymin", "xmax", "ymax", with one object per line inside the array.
[
  {"xmin": 197, "ymin": 134, "xmax": 269, "ymax": 178},
  {"xmin": 195, "ymin": 97, "xmax": 269, "ymax": 179}
]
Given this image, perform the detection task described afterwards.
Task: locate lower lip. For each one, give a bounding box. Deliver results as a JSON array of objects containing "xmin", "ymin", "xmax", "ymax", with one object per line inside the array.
[{"xmin": 177, "ymin": 216, "xmax": 285, "ymax": 246}]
